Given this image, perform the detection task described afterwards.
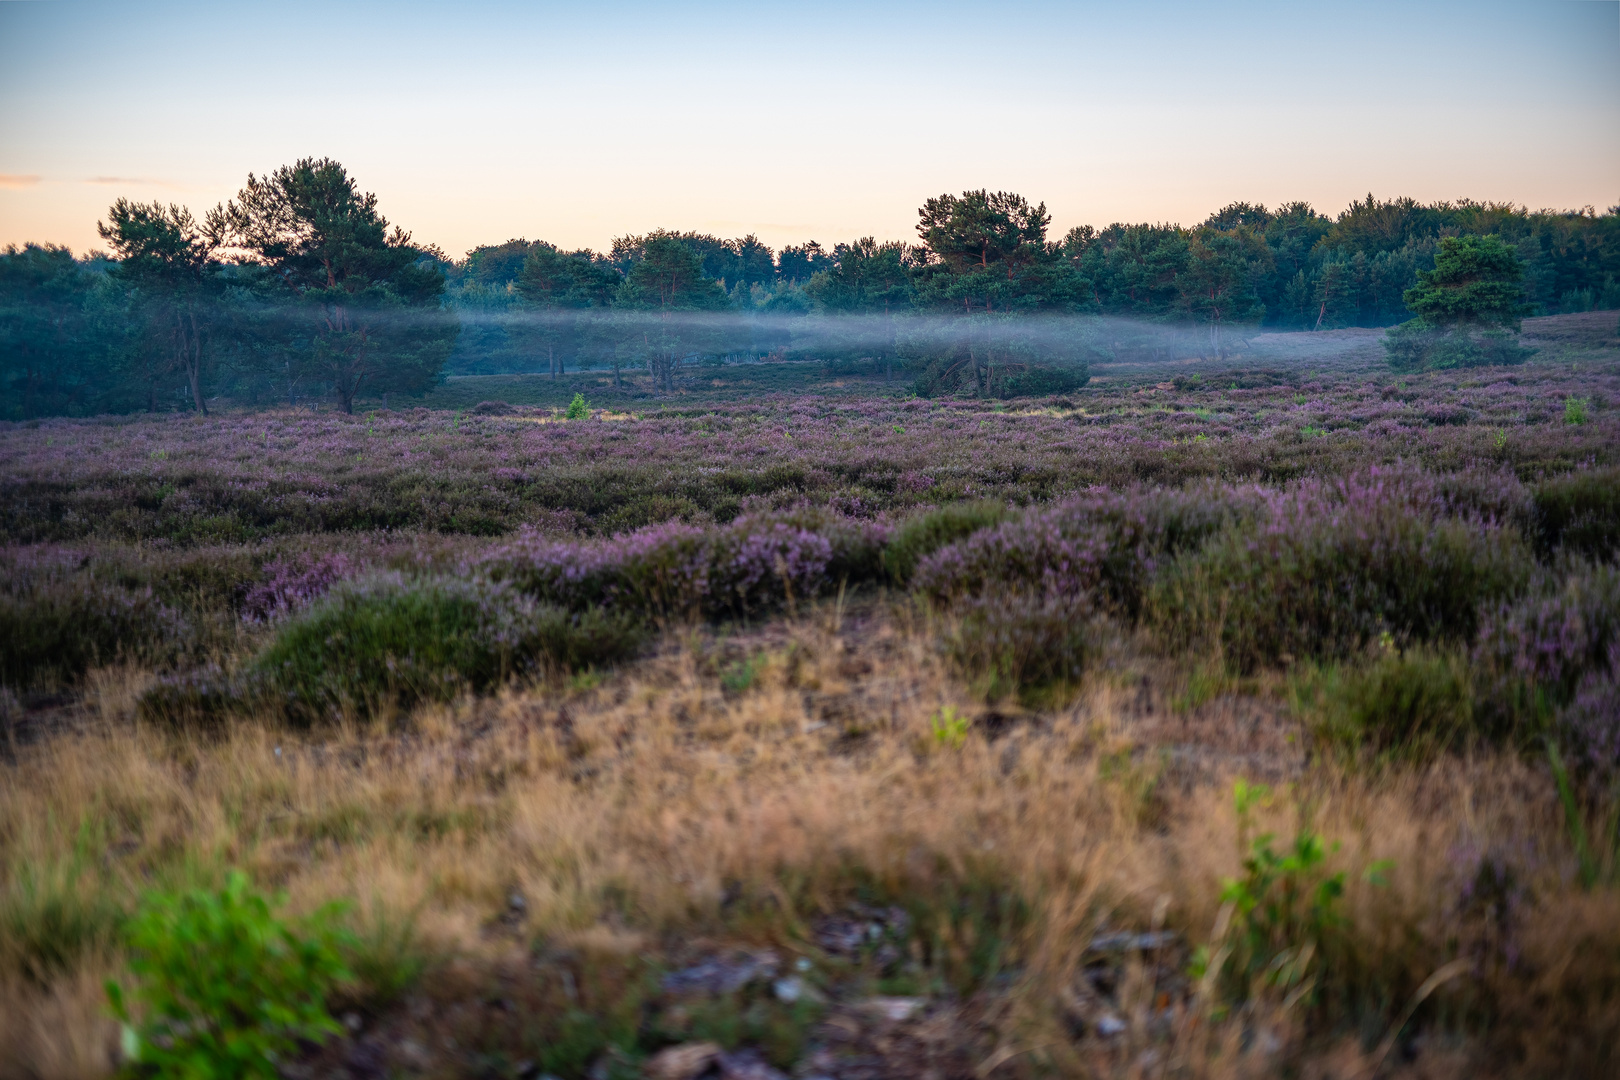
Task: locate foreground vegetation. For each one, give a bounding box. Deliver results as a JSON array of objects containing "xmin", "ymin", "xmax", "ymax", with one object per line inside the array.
[{"xmin": 0, "ymin": 316, "xmax": 1618, "ymax": 1078}]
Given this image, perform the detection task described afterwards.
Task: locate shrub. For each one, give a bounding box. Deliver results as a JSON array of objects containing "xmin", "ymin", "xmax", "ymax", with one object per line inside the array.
[
  {"xmin": 136, "ymin": 664, "xmax": 243, "ymax": 727},
  {"xmin": 991, "ymin": 364, "xmax": 1088, "ymax": 399},
  {"xmin": 943, "ymin": 592, "xmax": 1093, "ymax": 707},
  {"xmin": 251, "ymin": 575, "xmax": 644, "ymax": 723},
  {"xmin": 1199, "ymin": 815, "xmax": 1349, "ymax": 1005},
  {"xmin": 1531, "ymin": 467, "xmax": 1620, "ymax": 561},
  {"xmin": 240, "ymin": 553, "xmax": 355, "ymax": 622},
  {"xmin": 883, "ymin": 501, "xmax": 1010, "ymax": 584},
  {"xmin": 1474, "ymin": 564, "xmax": 1620, "ymax": 705},
  {"xmin": 481, "ymin": 512, "xmax": 887, "ymax": 621},
  {"xmin": 1296, "ymin": 649, "xmax": 1475, "ymax": 759},
  {"xmin": 107, "ymin": 872, "xmax": 352, "ymax": 1080},
  {"xmin": 1555, "ymin": 647, "xmax": 1620, "ymax": 784},
  {"xmin": 1383, "ymin": 322, "xmax": 1534, "ymax": 373},
  {"xmin": 0, "ymin": 578, "xmax": 185, "ymax": 689},
  {"xmin": 1151, "ymin": 472, "xmax": 1528, "ymax": 671},
  {"xmin": 915, "ymin": 487, "xmax": 1256, "ymax": 615},
  {"xmin": 565, "ymin": 393, "xmax": 590, "ymax": 420},
  {"xmin": 708, "ymin": 519, "xmax": 834, "ymax": 614}
]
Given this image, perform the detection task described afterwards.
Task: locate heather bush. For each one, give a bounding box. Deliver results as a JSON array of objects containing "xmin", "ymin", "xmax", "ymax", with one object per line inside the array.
[
  {"xmin": 1554, "ymin": 647, "xmax": 1620, "ymax": 782},
  {"xmin": 882, "ymin": 500, "xmax": 1010, "ymax": 584},
  {"xmin": 136, "ymin": 664, "xmax": 243, "ymax": 727},
  {"xmin": 481, "ymin": 511, "xmax": 886, "ymax": 621},
  {"xmin": 943, "ymin": 592, "xmax": 1094, "ymax": 706},
  {"xmin": 915, "ymin": 486, "xmax": 1256, "ymax": 615},
  {"xmin": 240, "ymin": 552, "xmax": 356, "ymax": 621},
  {"xmin": 1151, "ymin": 471, "xmax": 1529, "ymax": 671},
  {"xmin": 1295, "ymin": 650, "xmax": 1475, "ymax": 759},
  {"xmin": 250, "ymin": 575, "xmax": 644, "ymax": 723},
  {"xmin": 0, "ymin": 577, "xmax": 185, "ymax": 689},
  {"xmin": 1531, "ymin": 467, "xmax": 1620, "ymax": 561},
  {"xmin": 1473, "ymin": 563, "xmax": 1620, "ymax": 729}
]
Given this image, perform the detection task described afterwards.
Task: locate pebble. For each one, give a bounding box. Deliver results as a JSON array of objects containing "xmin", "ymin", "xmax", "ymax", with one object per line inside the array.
[
  {"xmin": 644, "ymin": 1041, "xmax": 720, "ymax": 1080},
  {"xmin": 857, "ymin": 996, "xmax": 925, "ymax": 1021}
]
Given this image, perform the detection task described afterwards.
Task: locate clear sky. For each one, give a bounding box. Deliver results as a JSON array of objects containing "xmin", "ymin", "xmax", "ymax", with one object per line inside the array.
[{"xmin": 2, "ymin": 0, "xmax": 1616, "ymax": 260}]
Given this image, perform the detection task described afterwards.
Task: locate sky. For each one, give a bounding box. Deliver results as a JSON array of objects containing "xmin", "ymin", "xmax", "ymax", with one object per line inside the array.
[{"xmin": 1, "ymin": 0, "xmax": 1616, "ymax": 261}]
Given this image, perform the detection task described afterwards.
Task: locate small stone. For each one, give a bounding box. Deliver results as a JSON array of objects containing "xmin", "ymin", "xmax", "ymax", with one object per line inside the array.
[
  {"xmin": 1095, "ymin": 1014, "xmax": 1127, "ymax": 1038},
  {"xmin": 794, "ymin": 957, "xmax": 812, "ymax": 973},
  {"xmin": 772, "ymin": 976, "xmax": 803, "ymax": 1003},
  {"xmin": 662, "ymin": 951, "xmax": 779, "ymax": 995},
  {"xmin": 509, "ymin": 891, "xmax": 527, "ymax": 913},
  {"xmin": 397, "ymin": 1039, "xmax": 430, "ymax": 1069},
  {"xmin": 1087, "ymin": 930, "xmax": 1178, "ymax": 953},
  {"xmin": 858, "ymin": 996, "xmax": 925, "ymax": 1022},
  {"xmin": 716, "ymin": 1049, "xmax": 789, "ymax": 1080},
  {"xmin": 343, "ymin": 1011, "xmax": 364, "ymax": 1033},
  {"xmin": 644, "ymin": 1041, "xmax": 721, "ymax": 1080}
]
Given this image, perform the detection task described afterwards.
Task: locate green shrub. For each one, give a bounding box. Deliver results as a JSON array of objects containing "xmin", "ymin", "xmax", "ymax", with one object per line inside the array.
[
  {"xmin": 883, "ymin": 501, "xmax": 1010, "ymax": 584},
  {"xmin": 136, "ymin": 665, "xmax": 243, "ymax": 727},
  {"xmin": 944, "ymin": 593, "xmax": 1092, "ymax": 707},
  {"xmin": 1193, "ymin": 782, "xmax": 1359, "ymax": 1007},
  {"xmin": 0, "ymin": 580, "xmax": 184, "ymax": 689},
  {"xmin": 1294, "ymin": 649, "xmax": 1475, "ymax": 759},
  {"xmin": 565, "ymin": 392, "xmax": 590, "ymax": 420},
  {"xmin": 991, "ymin": 364, "xmax": 1088, "ymax": 399},
  {"xmin": 1149, "ymin": 479, "xmax": 1528, "ymax": 671},
  {"xmin": 1532, "ymin": 467, "xmax": 1620, "ymax": 561},
  {"xmin": 250, "ymin": 575, "xmax": 644, "ymax": 723},
  {"xmin": 107, "ymin": 872, "xmax": 352, "ymax": 1080},
  {"xmin": 1383, "ymin": 321, "xmax": 1534, "ymax": 373}
]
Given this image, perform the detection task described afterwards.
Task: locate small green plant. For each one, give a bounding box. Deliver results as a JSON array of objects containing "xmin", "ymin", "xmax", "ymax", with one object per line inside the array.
[
  {"xmin": 720, "ymin": 654, "xmax": 765, "ymax": 694},
  {"xmin": 107, "ymin": 871, "xmax": 353, "ymax": 1080},
  {"xmin": 1564, "ymin": 396, "xmax": 1589, "ymax": 426},
  {"xmin": 566, "ymin": 393, "xmax": 590, "ymax": 421},
  {"xmin": 930, "ymin": 705, "xmax": 970, "ymax": 749},
  {"xmin": 1192, "ymin": 782, "xmax": 1360, "ymax": 1007}
]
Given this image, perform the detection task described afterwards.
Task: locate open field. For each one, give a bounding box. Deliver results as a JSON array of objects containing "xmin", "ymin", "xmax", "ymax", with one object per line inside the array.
[{"xmin": 2, "ymin": 312, "xmax": 1619, "ymax": 1079}]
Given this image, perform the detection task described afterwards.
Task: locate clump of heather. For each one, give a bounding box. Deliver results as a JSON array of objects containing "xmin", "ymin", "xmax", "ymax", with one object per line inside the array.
[
  {"xmin": 240, "ymin": 552, "xmax": 356, "ymax": 621},
  {"xmin": 944, "ymin": 592, "xmax": 1094, "ymax": 707},
  {"xmin": 708, "ymin": 520, "xmax": 833, "ymax": 613},
  {"xmin": 1473, "ymin": 563, "xmax": 1620, "ymax": 732},
  {"xmin": 1530, "ymin": 466, "xmax": 1620, "ymax": 561},
  {"xmin": 915, "ymin": 484, "xmax": 1258, "ymax": 614},
  {"xmin": 1555, "ymin": 646, "xmax": 1620, "ymax": 781},
  {"xmin": 1, "ymin": 576, "xmax": 186, "ymax": 689},
  {"xmin": 478, "ymin": 511, "xmax": 887, "ymax": 620},
  {"xmin": 244, "ymin": 574, "xmax": 644, "ymax": 724},
  {"xmin": 1151, "ymin": 468, "xmax": 1529, "ymax": 670}
]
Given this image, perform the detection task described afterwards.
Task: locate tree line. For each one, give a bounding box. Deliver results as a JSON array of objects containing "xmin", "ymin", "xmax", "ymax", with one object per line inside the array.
[{"xmin": 4, "ymin": 157, "xmax": 1618, "ymax": 418}]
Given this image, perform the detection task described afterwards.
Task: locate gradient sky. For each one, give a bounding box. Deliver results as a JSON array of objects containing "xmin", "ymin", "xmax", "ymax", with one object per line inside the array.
[{"xmin": 2, "ymin": 0, "xmax": 1616, "ymax": 260}]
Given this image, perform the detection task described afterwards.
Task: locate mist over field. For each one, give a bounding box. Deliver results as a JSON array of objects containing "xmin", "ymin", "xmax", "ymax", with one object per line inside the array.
[{"xmin": 4, "ymin": 1, "xmax": 1620, "ymax": 1075}]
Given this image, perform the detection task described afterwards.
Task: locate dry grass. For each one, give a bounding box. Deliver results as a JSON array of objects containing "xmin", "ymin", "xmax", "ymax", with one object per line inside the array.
[{"xmin": 0, "ymin": 602, "xmax": 1615, "ymax": 1078}]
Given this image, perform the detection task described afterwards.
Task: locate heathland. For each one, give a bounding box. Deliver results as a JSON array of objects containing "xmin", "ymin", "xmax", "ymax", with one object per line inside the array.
[
  {"xmin": 1, "ymin": 308, "xmax": 1617, "ymax": 1079},
  {"xmin": 4, "ymin": 165, "xmax": 1620, "ymax": 1078}
]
